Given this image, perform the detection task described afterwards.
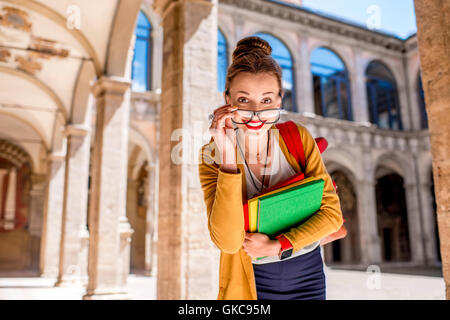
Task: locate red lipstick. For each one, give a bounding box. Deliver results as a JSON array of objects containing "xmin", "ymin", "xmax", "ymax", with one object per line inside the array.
[{"xmin": 245, "ymin": 121, "xmax": 264, "ymax": 130}]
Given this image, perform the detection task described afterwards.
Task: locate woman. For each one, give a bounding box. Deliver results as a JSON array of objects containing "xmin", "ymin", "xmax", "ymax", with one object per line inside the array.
[{"xmin": 198, "ymin": 36, "xmax": 343, "ymax": 300}]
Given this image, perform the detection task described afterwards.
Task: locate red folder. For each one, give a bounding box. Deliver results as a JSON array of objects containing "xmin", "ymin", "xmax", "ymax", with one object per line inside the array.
[{"xmin": 243, "ymin": 171, "xmax": 305, "ymax": 231}]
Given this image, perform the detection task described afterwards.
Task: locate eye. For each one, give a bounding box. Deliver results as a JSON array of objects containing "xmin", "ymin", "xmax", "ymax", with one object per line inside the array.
[
  {"xmin": 238, "ymin": 97, "xmax": 248, "ymax": 103},
  {"xmin": 263, "ymin": 98, "xmax": 272, "ymax": 104}
]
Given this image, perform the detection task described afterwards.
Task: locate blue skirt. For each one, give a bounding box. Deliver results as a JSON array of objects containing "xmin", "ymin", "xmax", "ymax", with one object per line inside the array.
[{"xmin": 252, "ymin": 246, "xmax": 326, "ymax": 300}]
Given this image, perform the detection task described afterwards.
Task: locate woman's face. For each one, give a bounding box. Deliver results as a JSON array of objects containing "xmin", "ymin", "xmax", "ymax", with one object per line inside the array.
[{"xmin": 224, "ymin": 72, "xmax": 282, "ymax": 136}]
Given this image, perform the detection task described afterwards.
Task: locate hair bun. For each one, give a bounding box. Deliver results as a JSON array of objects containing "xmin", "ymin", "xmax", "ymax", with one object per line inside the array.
[{"xmin": 232, "ymin": 36, "xmax": 272, "ymax": 62}]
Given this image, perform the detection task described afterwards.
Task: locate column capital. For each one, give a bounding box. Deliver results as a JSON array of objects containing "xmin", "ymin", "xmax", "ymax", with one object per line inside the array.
[
  {"xmin": 47, "ymin": 152, "xmax": 66, "ymax": 162},
  {"xmin": 91, "ymin": 76, "xmax": 131, "ymax": 99},
  {"xmin": 153, "ymin": 0, "xmax": 214, "ymax": 20},
  {"xmin": 30, "ymin": 173, "xmax": 47, "ymax": 187},
  {"xmin": 64, "ymin": 124, "xmax": 90, "ymax": 137}
]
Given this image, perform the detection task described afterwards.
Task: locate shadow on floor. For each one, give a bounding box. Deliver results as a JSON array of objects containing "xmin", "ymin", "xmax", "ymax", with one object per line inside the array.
[{"xmin": 326, "ymin": 263, "xmax": 443, "ymax": 278}]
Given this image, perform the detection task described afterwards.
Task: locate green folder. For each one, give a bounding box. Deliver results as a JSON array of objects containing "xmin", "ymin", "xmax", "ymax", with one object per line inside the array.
[{"xmin": 254, "ymin": 178, "xmax": 324, "ymax": 261}]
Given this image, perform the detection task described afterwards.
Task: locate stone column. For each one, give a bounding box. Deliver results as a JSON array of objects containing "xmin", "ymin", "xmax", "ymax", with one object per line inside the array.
[
  {"xmin": 55, "ymin": 124, "xmax": 91, "ymax": 287},
  {"xmin": 3, "ymin": 167, "xmax": 17, "ymax": 230},
  {"xmin": 404, "ymin": 182, "xmax": 426, "ymax": 264},
  {"xmin": 40, "ymin": 153, "xmax": 66, "ymax": 278},
  {"xmin": 414, "ymin": 0, "xmax": 450, "ymax": 299},
  {"xmin": 356, "ymin": 177, "xmax": 382, "ymax": 265},
  {"xmin": 351, "ymin": 49, "xmax": 370, "ymax": 124},
  {"xmin": 145, "ymin": 164, "xmax": 157, "ymax": 276},
  {"xmin": 153, "ymin": 0, "xmax": 219, "ymax": 299},
  {"xmin": 83, "ymin": 76, "xmax": 133, "ymax": 300},
  {"xmin": 356, "ymin": 142, "xmax": 382, "ymax": 265},
  {"xmin": 126, "ymin": 178, "xmax": 139, "ymax": 271},
  {"xmin": 419, "ymin": 179, "xmax": 439, "ymax": 265},
  {"xmin": 28, "ymin": 174, "xmax": 46, "ymax": 271},
  {"xmin": 298, "ymin": 34, "xmax": 314, "ymax": 115}
]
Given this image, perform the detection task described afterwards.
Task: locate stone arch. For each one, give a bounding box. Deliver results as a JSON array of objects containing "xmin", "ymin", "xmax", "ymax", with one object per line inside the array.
[
  {"xmin": 126, "ymin": 140, "xmax": 156, "ymax": 276},
  {"xmin": 0, "ymin": 66, "xmax": 68, "ymax": 122},
  {"xmin": 0, "ymin": 139, "xmax": 34, "ymax": 271},
  {"xmin": 374, "ymin": 151, "xmax": 414, "ymax": 185},
  {"xmin": 308, "ymin": 45, "xmax": 354, "ymax": 120},
  {"xmin": 128, "ymin": 143, "xmax": 148, "ymax": 181},
  {"xmin": 374, "ymin": 171, "xmax": 411, "ymax": 262},
  {"xmin": 129, "ymin": 125, "xmax": 155, "ymax": 167},
  {"xmin": 218, "ymin": 22, "xmax": 233, "ymax": 60},
  {"xmin": 139, "ymin": 2, "xmax": 163, "ymax": 93},
  {"xmin": 105, "ymin": 0, "xmax": 144, "ymax": 78},
  {"xmin": 307, "ymin": 41, "xmax": 355, "ymax": 78},
  {"xmin": 70, "ymin": 60, "xmax": 97, "ymax": 124},
  {"xmin": 322, "ymin": 146, "xmax": 364, "ymax": 183},
  {"xmin": 237, "ymin": 27, "xmax": 297, "ymax": 61},
  {"xmin": 140, "ymin": 1, "xmax": 160, "ymax": 27},
  {"xmin": 127, "ymin": 124, "xmax": 157, "ymax": 276},
  {"xmin": 323, "ymin": 163, "xmax": 361, "ymax": 265},
  {"xmin": 0, "ymin": 111, "xmax": 48, "ymax": 156},
  {"xmin": 363, "ymin": 58, "xmax": 401, "ymax": 88},
  {"xmin": 0, "ymin": 139, "xmax": 34, "ymax": 174},
  {"xmin": 374, "ymin": 152, "xmax": 415, "ymax": 262}
]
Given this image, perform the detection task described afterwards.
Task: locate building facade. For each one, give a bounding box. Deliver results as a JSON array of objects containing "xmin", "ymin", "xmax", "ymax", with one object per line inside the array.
[{"xmin": 0, "ymin": 0, "xmax": 441, "ymax": 299}]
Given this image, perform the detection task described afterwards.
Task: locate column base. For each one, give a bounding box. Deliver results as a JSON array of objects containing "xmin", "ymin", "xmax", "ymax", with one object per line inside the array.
[
  {"xmin": 39, "ymin": 272, "xmax": 58, "ymax": 279},
  {"xmin": 82, "ymin": 290, "xmax": 132, "ymax": 300},
  {"xmin": 54, "ymin": 277, "xmax": 84, "ymax": 288}
]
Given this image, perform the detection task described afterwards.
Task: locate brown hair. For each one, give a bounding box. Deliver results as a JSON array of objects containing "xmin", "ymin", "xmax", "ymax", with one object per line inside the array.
[{"xmin": 225, "ymin": 36, "xmax": 283, "ymax": 98}]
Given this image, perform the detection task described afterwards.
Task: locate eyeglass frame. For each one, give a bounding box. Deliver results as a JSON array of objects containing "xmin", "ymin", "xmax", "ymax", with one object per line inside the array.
[{"xmin": 230, "ymin": 107, "xmax": 282, "ymax": 124}]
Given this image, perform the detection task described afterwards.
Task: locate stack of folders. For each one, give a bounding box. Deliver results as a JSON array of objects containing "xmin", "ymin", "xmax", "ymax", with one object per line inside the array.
[{"xmin": 244, "ymin": 174, "xmax": 325, "ymax": 261}]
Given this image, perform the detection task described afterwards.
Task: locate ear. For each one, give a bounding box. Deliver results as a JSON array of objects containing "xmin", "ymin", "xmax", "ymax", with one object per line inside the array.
[{"xmin": 223, "ymin": 91, "xmax": 228, "ymax": 104}]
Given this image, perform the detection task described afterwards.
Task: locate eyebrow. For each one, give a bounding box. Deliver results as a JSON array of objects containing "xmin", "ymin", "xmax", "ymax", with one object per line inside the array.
[{"xmin": 237, "ymin": 91, "xmax": 274, "ymax": 95}]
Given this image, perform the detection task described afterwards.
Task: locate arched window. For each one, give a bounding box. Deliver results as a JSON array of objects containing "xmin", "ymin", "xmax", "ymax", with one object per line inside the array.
[
  {"xmin": 417, "ymin": 72, "xmax": 428, "ymax": 129},
  {"xmin": 366, "ymin": 61, "xmax": 403, "ymax": 130},
  {"xmin": 131, "ymin": 11, "xmax": 152, "ymax": 92},
  {"xmin": 310, "ymin": 47, "xmax": 353, "ymax": 120},
  {"xmin": 217, "ymin": 29, "xmax": 228, "ymax": 93},
  {"xmin": 253, "ymin": 32, "xmax": 296, "ymax": 112}
]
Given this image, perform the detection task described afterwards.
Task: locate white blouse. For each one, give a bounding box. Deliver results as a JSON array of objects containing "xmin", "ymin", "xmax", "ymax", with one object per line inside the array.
[{"xmin": 236, "ymin": 128, "xmax": 320, "ymax": 264}]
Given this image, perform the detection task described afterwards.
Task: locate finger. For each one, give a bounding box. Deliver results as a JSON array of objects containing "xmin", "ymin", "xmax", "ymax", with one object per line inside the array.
[
  {"xmin": 213, "ymin": 105, "xmax": 238, "ymax": 120},
  {"xmin": 213, "ymin": 107, "xmax": 238, "ymax": 121},
  {"xmin": 213, "ymin": 104, "xmax": 236, "ymax": 116},
  {"xmin": 245, "ymin": 232, "xmax": 254, "ymax": 240},
  {"xmin": 215, "ymin": 113, "xmax": 235, "ymax": 129},
  {"xmin": 225, "ymin": 117, "xmax": 234, "ymax": 129},
  {"xmin": 210, "ymin": 113, "xmax": 233, "ymax": 131}
]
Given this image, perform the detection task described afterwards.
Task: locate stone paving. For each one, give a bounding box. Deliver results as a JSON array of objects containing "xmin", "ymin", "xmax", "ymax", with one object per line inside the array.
[
  {"xmin": 0, "ymin": 267, "xmax": 444, "ymax": 300},
  {"xmin": 324, "ymin": 266, "xmax": 445, "ymax": 300}
]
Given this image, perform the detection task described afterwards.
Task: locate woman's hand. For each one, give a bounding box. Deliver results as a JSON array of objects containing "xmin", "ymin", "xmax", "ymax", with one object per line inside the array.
[
  {"xmin": 242, "ymin": 232, "xmax": 281, "ymax": 258},
  {"xmin": 209, "ymin": 104, "xmax": 239, "ymax": 171}
]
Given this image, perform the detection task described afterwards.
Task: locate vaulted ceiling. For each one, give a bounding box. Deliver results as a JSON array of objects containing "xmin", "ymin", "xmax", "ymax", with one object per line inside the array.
[{"xmin": 0, "ymin": 0, "xmax": 142, "ymax": 173}]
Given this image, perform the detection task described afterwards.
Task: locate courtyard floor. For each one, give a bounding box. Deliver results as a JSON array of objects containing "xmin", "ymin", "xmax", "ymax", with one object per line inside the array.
[{"xmin": 0, "ymin": 265, "xmax": 444, "ymax": 300}]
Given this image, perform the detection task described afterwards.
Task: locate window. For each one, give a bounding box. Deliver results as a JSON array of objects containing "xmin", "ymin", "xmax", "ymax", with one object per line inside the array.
[
  {"xmin": 253, "ymin": 32, "xmax": 296, "ymax": 112},
  {"xmin": 131, "ymin": 11, "xmax": 152, "ymax": 92},
  {"xmin": 417, "ymin": 72, "xmax": 428, "ymax": 129},
  {"xmin": 366, "ymin": 61, "xmax": 403, "ymax": 130},
  {"xmin": 217, "ymin": 29, "xmax": 228, "ymax": 93},
  {"xmin": 310, "ymin": 47, "xmax": 352, "ymax": 120}
]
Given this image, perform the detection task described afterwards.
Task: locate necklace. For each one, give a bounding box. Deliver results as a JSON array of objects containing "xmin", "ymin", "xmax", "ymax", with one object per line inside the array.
[{"xmin": 236, "ymin": 129, "xmax": 270, "ymax": 194}]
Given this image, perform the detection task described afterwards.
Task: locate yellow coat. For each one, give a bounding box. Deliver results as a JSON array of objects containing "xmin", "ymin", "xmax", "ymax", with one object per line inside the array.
[{"xmin": 198, "ymin": 121, "xmax": 344, "ymax": 300}]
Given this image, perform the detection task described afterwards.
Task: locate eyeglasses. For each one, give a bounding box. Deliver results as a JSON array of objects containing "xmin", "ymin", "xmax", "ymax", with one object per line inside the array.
[{"xmin": 231, "ymin": 107, "xmax": 281, "ymax": 124}]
